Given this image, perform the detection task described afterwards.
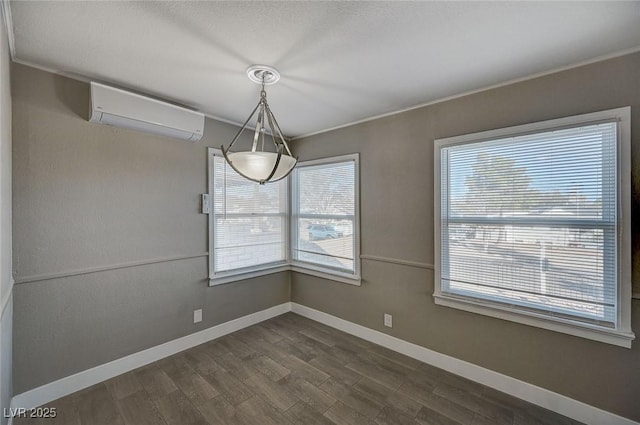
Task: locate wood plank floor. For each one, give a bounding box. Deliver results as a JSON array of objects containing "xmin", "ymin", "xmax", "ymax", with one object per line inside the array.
[{"xmin": 14, "ymin": 313, "xmax": 583, "ymax": 425}]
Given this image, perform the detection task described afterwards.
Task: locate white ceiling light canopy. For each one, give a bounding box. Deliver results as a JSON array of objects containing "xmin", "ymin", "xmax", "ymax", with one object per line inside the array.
[{"xmin": 221, "ymin": 65, "xmax": 297, "ymax": 184}]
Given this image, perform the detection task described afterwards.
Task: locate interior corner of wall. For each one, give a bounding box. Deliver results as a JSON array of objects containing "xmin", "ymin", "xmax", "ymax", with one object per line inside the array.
[{"xmin": 287, "ymin": 269, "xmax": 292, "ymax": 302}]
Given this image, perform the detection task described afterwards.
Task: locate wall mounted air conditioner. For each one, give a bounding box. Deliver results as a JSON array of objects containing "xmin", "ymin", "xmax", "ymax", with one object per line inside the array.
[{"xmin": 89, "ymin": 82, "xmax": 205, "ymax": 142}]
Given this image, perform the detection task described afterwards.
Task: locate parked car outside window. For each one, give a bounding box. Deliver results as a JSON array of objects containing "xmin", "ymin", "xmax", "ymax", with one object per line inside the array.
[{"xmin": 308, "ymin": 224, "xmax": 343, "ymax": 240}]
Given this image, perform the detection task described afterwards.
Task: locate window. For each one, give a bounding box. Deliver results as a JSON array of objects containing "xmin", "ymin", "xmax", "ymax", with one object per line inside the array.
[
  {"xmin": 208, "ymin": 149, "xmax": 288, "ymax": 284},
  {"xmin": 207, "ymin": 149, "xmax": 360, "ymax": 285},
  {"xmin": 291, "ymin": 154, "xmax": 360, "ymax": 283},
  {"xmin": 434, "ymin": 108, "xmax": 634, "ymax": 347}
]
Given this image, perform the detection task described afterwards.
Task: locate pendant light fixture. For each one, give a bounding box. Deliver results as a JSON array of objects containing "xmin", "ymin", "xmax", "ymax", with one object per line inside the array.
[{"xmin": 221, "ymin": 65, "xmax": 297, "ymax": 184}]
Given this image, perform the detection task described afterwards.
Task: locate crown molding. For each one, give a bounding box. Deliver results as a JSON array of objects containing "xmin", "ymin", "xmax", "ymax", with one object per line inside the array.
[{"xmin": 291, "ymin": 45, "xmax": 640, "ymax": 141}]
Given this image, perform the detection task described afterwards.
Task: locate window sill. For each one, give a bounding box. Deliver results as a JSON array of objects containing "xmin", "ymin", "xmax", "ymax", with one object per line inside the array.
[
  {"xmin": 291, "ymin": 264, "xmax": 361, "ymax": 286},
  {"xmin": 209, "ymin": 264, "xmax": 289, "ymax": 286},
  {"xmin": 434, "ymin": 293, "xmax": 635, "ymax": 348},
  {"xmin": 209, "ymin": 262, "xmax": 361, "ymax": 287}
]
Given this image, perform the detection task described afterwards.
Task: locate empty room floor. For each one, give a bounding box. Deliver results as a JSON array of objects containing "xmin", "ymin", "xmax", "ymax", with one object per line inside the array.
[{"xmin": 14, "ymin": 313, "xmax": 582, "ymax": 425}]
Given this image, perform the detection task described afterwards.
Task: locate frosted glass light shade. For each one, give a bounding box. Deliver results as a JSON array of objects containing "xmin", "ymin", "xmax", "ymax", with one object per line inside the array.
[{"xmin": 227, "ymin": 151, "xmax": 297, "ymax": 182}]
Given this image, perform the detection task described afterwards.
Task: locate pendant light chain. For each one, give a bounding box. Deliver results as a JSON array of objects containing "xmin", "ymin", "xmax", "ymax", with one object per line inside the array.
[{"xmin": 261, "ymin": 73, "xmax": 266, "ymax": 153}]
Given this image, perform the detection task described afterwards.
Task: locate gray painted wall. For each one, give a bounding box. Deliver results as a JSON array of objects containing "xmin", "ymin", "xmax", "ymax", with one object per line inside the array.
[
  {"xmin": 0, "ymin": 10, "xmax": 12, "ymax": 425},
  {"xmin": 291, "ymin": 52, "xmax": 640, "ymax": 421},
  {"xmin": 11, "ymin": 64, "xmax": 289, "ymax": 394}
]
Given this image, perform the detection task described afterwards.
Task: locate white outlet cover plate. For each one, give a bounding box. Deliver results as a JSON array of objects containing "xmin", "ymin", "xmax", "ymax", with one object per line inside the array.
[
  {"xmin": 384, "ymin": 313, "xmax": 392, "ymax": 328},
  {"xmin": 194, "ymin": 309, "xmax": 203, "ymax": 323}
]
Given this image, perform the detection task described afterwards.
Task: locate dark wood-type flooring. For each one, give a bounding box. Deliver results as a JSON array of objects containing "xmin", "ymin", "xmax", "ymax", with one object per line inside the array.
[{"xmin": 15, "ymin": 313, "xmax": 583, "ymax": 425}]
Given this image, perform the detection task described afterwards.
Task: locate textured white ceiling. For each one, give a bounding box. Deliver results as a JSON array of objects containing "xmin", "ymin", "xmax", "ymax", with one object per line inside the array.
[{"xmin": 9, "ymin": 1, "xmax": 640, "ymax": 138}]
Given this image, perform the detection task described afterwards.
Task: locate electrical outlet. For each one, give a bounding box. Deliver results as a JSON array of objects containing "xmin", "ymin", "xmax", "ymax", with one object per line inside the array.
[
  {"xmin": 193, "ymin": 309, "xmax": 202, "ymax": 323},
  {"xmin": 384, "ymin": 313, "xmax": 393, "ymax": 328}
]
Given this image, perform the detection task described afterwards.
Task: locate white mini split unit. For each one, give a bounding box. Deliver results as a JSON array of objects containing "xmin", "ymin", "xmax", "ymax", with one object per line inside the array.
[{"xmin": 89, "ymin": 82, "xmax": 205, "ymax": 142}]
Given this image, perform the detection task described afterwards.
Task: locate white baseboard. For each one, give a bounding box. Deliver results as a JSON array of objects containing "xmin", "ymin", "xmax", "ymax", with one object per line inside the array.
[
  {"xmin": 290, "ymin": 302, "xmax": 638, "ymax": 425},
  {"xmin": 10, "ymin": 302, "xmax": 291, "ymax": 410},
  {"xmin": 9, "ymin": 300, "xmax": 637, "ymax": 425},
  {"xmin": 7, "ymin": 398, "xmax": 15, "ymax": 425}
]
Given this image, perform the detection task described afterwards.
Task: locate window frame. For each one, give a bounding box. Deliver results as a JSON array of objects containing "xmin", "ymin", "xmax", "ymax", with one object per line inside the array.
[
  {"xmin": 207, "ymin": 149, "xmax": 361, "ymax": 286},
  {"xmin": 290, "ymin": 154, "xmax": 361, "ymax": 285},
  {"xmin": 433, "ymin": 107, "xmax": 634, "ymax": 348},
  {"xmin": 207, "ymin": 148, "xmax": 290, "ymax": 286}
]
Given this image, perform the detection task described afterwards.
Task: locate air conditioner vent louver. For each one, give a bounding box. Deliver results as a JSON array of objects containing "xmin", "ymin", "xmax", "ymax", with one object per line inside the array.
[{"xmin": 89, "ymin": 82, "xmax": 204, "ymax": 142}]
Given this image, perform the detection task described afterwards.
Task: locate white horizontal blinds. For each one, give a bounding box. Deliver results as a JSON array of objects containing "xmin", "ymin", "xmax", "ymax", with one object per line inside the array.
[
  {"xmin": 213, "ymin": 155, "xmax": 287, "ymax": 273},
  {"xmin": 295, "ymin": 160, "xmax": 356, "ymax": 273},
  {"xmin": 441, "ymin": 121, "xmax": 618, "ymax": 326}
]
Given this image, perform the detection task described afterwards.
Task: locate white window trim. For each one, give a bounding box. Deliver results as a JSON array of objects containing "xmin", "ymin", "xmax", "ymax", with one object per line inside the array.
[
  {"xmin": 290, "ymin": 153, "xmax": 361, "ymax": 283},
  {"xmin": 207, "ymin": 148, "xmax": 361, "ymax": 286},
  {"xmin": 210, "ymin": 264, "xmax": 290, "ymax": 286},
  {"xmin": 433, "ymin": 107, "xmax": 635, "ymax": 348},
  {"xmin": 207, "ymin": 148, "xmax": 290, "ymax": 286}
]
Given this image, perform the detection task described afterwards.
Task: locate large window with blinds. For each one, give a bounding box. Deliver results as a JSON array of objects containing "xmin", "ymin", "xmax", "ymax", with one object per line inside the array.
[
  {"xmin": 434, "ymin": 108, "xmax": 634, "ymax": 347},
  {"xmin": 291, "ymin": 154, "xmax": 360, "ymax": 283},
  {"xmin": 209, "ymin": 150, "xmax": 288, "ymax": 282}
]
